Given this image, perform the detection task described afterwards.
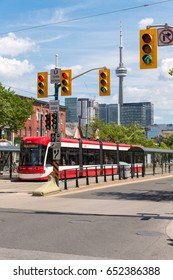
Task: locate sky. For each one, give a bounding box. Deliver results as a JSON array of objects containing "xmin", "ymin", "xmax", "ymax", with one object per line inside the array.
[{"xmin": 0, "ymin": 0, "xmax": 173, "ymax": 124}]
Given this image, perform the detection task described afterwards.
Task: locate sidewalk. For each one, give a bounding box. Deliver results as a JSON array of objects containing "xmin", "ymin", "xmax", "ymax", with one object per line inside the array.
[{"xmin": 1, "ymin": 172, "xmax": 173, "ymax": 194}]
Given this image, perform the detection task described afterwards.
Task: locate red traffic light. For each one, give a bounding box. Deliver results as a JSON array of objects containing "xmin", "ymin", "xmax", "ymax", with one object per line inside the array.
[
  {"xmin": 62, "ymin": 72, "xmax": 68, "ymax": 79},
  {"xmin": 60, "ymin": 69, "xmax": 72, "ymax": 96},
  {"xmin": 142, "ymin": 33, "xmax": 152, "ymax": 43},
  {"xmin": 37, "ymin": 72, "xmax": 48, "ymax": 98},
  {"xmin": 38, "ymin": 75, "xmax": 44, "ymax": 82}
]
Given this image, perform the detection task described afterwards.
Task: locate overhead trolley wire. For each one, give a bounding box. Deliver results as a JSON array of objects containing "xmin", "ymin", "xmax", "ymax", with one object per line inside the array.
[{"xmin": 0, "ymin": 0, "xmax": 172, "ymax": 36}]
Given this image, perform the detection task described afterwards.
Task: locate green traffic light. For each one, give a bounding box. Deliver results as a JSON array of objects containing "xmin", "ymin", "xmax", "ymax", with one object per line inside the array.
[
  {"xmin": 101, "ymin": 87, "xmax": 107, "ymax": 93},
  {"xmin": 143, "ymin": 55, "xmax": 152, "ymax": 64},
  {"xmin": 52, "ymin": 124, "xmax": 58, "ymax": 129}
]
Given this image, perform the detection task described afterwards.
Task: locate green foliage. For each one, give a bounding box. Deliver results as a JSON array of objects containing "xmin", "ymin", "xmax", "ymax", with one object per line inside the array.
[
  {"xmin": 0, "ymin": 84, "xmax": 34, "ymax": 133},
  {"xmin": 89, "ymin": 119, "xmax": 167, "ymax": 148},
  {"xmin": 161, "ymin": 134, "xmax": 173, "ymax": 149}
]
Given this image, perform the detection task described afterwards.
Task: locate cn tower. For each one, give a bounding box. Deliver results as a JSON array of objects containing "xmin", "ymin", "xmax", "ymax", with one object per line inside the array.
[{"xmin": 116, "ymin": 28, "xmax": 127, "ymax": 108}]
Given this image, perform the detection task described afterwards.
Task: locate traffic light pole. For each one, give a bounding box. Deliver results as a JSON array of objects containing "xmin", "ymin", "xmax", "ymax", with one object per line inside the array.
[
  {"xmin": 52, "ymin": 64, "xmax": 108, "ymax": 187},
  {"xmin": 54, "ymin": 83, "xmax": 60, "ymax": 133},
  {"xmin": 53, "ymin": 54, "xmax": 61, "ymax": 187}
]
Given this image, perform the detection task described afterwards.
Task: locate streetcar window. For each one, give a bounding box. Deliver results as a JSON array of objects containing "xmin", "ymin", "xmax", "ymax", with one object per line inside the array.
[
  {"xmin": 61, "ymin": 148, "xmax": 79, "ymax": 165},
  {"xmin": 119, "ymin": 151, "xmax": 130, "ymax": 163},
  {"xmin": 82, "ymin": 149, "xmax": 100, "ymax": 165},
  {"xmin": 103, "ymin": 150, "xmax": 116, "ymax": 164},
  {"xmin": 46, "ymin": 147, "xmax": 53, "ymax": 165},
  {"xmin": 20, "ymin": 144, "xmax": 46, "ymax": 166}
]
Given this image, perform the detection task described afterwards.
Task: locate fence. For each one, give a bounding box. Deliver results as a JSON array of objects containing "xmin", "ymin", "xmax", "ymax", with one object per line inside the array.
[{"xmin": 60, "ymin": 163, "xmax": 173, "ymax": 190}]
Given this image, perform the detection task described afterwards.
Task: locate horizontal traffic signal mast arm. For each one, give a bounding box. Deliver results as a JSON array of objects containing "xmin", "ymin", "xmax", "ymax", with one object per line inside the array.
[
  {"xmin": 71, "ymin": 66, "xmax": 107, "ymax": 80},
  {"xmin": 60, "ymin": 67, "xmax": 108, "ymax": 96},
  {"xmin": 146, "ymin": 23, "xmax": 173, "ymax": 29}
]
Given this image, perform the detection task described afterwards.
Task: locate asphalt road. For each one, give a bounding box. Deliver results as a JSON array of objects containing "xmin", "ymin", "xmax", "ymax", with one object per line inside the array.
[{"xmin": 0, "ymin": 174, "xmax": 173, "ymax": 260}]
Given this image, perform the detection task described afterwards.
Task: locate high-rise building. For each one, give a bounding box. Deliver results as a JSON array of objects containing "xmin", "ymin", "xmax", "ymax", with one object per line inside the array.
[
  {"xmin": 78, "ymin": 98, "xmax": 89, "ymax": 126},
  {"xmin": 65, "ymin": 97, "xmax": 99, "ymax": 125},
  {"xmin": 99, "ymin": 104, "xmax": 108, "ymax": 123},
  {"xmin": 99, "ymin": 102, "xmax": 153, "ymax": 127},
  {"xmin": 66, "ymin": 98, "xmax": 154, "ymax": 127},
  {"xmin": 107, "ymin": 104, "xmax": 118, "ymax": 123},
  {"xmin": 99, "ymin": 104, "xmax": 118, "ymax": 124},
  {"xmin": 121, "ymin": 102, "xmax": 154, "ymax": 126},
  {"xmin": 65, "ymin": 97, "xmax": 78, "ymax": 122}
]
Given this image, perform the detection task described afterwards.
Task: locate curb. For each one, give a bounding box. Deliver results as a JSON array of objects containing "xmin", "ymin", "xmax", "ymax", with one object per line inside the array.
[
  {"xmin": 166, "ymin": 220, "xmax": 173, "ymax": 240},
  {"xmin": 57, "ymin": 173, "xmax": 173, "ymax": 196}
]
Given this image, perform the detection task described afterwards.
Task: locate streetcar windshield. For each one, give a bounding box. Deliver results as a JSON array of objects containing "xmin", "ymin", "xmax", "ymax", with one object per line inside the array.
[{"xmin": 19, "ymin": 144, "xmax": 47, "ymax": 166}]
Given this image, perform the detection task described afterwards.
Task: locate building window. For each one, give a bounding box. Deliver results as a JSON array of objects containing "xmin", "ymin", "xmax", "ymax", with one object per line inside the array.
[
  {"xmin": 23, "ymin": 127, "xmax": 26, "ymax": 137},
  {"xmin": 17, "ymin": 129, "xmax": 21, "ymax": 137},
  {"xmin": 28, "ymin": 127, "xmax": 32, "ymax": 136},
  {"xmin": 36, "ymin": 109, "xmax": 40, "ymax": 121},
  {"xmin": 36, "ymin": 128, "xmax": 39, "ymax": 136}
]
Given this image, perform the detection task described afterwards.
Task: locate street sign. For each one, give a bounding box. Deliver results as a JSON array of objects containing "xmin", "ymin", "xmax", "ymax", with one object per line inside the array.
[
  {"xmin": 50, "ymin": 68, "xmax": 61, "ymax": 84},
  {"xmin": 49, "ymin": 100, "xmax": 59, "ymax": 113},
  {"xmin": 53, "ymin": 148, "xmax": 61, "ymax": 160},
  {"xmin": 158, "ymin": 27, "xmax": 173, "ymax": 46},
  {"xmin": 51, "ymin": 142, "xmax": 61, "ymax": 148},
  {"xmin": 50, "ymin": 133, "xmax": 61, "ymax": 149},
  {"xmin": 50, "ymin": 132, "xmax": 61, "ymax": 143}
]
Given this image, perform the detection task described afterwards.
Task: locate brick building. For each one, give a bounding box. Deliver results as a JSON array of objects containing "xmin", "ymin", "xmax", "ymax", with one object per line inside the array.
[{"xmin": 14, "ymin": 99, "xmax": 66, "ymax": 143}]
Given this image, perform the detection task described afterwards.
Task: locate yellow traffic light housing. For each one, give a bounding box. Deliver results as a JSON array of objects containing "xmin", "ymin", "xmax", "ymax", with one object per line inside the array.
[
  {"xmin": 99, "ymin": 69, "xmax": 110, "ymax": 96},
  {"xmin": 140, "ymin": 28, "xmax": 157, "ymax": 69},
  {"xmin": 60, "ymin": 69, "xmax": 72, "ymax": 96},
  {"xmin": 37, "ymin": 72, "xmax": 48, "ymax": 98}
]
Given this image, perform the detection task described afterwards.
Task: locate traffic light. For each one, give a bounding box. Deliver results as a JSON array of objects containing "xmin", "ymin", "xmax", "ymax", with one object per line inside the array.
[
  {"xmin": 60, "ymin": 69, "xmax": 72, "ymax": 96},
  {"xmin": 99, "ymin": 69, "xmax": 110, "ymax": 96},
  {"xmin": 52, "ymin": 112, "xmax": 58, "ymax": 130},
  {"xmin": 45, "ymin": 113, "xmax": 51, "ymax": 130},
  {"xmin": 37, "ymin": 72, "xmax": 48, "ymax": 98},
  {"xmin": 140, "ymin": 29, "xmax": 157, "ymax": 69}
]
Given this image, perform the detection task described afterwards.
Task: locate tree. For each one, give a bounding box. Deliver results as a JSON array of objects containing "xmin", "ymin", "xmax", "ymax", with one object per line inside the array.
[
  {"xmin": 0, "ymin": 84, "xmax": 34, "ymax": 138},
  {"xmin": 89, "ymin": 119, "xmax": 160, "ymax": 147}
]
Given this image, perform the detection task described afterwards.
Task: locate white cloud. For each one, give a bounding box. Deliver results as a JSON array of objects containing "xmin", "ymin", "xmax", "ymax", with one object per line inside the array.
[
  {"xmin": 0, "ymin": 33, "xmax": 37, "ymax": 57},
  {"xmin": 138, "ymin": 18, "xmax": 154, "ymax": 29},
  {"xmin": 0, "ymin": 56, "xmax": 34, "ymax": 78},
  {"xmin": 48, "ymin": 9, "xmax": 68, "ymax": 24},
  {"xmin": 159, "ymin": 57, "xmax": 173, "ymax": 79},
  {"xmin": 125, "ymin": 86, "xmax": 148, "ymax": 101},
  {"xmin": 71, "ymin": 65, "xmax": 83, "ymax": 75},
  {"xmin": 154, "ymin": 115, "xmax": 163, "ymax": 122},
  {"xmin": 37, "ymin": 35, "xmax": 62, "ymax": 44}
]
